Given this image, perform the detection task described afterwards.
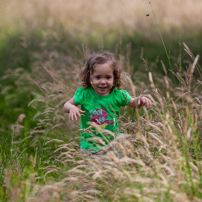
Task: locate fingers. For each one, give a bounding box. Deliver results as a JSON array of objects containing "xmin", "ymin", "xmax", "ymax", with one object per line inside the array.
[
  {"xmin": 147, "ymin": 99, "xmax": 152, "ymax": 108},
  {"xmin": 79, "ymin": 109, "xmax": 86, "ymax": 113},
  {"xmin": 69, "ymin": 112, "xmax": 79, "ymax": 121},
  {"xmin": 69, "ymin": 108, "xmax": 86, "ymax": 121},
  {"xmin": 69, "ymin": 112, "xmax": 76, "ymax": 121},
  {"xmin": 137, "ymin": 96, "xmax": 152, "ymax": 108},
  {"xmin": 137, "ymin": 97, "xmax": 145, "ymax": 108},
  {"xmin": 137, "ymin": 97, "xmax": 141, "ymax": 105}
]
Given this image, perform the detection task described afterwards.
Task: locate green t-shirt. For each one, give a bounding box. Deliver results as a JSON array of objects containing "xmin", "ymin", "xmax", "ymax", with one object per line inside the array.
[{"xmin": 74, "ymin": 87, "xmax": 131, "ymax": 151}]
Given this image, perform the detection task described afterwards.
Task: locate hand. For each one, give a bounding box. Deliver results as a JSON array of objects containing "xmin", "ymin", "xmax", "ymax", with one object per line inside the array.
[
  {"xmin": 137, "ymin": 96, "xmax": 152, "ymax": 108},
  {"xmin": 69, "ymin": 105, "xmax": 85, "ymax": 121}
]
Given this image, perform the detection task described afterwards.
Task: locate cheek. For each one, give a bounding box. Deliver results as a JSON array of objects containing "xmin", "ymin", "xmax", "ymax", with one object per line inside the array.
[
  {"xmin": 108, "ymin": 80, "xmax": 114, "ymax": 87},
  {"xmin": 91, "ymin": 79, "xmax": 98, "ymax": 85}
]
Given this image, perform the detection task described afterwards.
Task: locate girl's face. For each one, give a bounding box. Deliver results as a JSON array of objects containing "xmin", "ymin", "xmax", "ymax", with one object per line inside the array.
[{"xmin": 91, "ymin": 63, "xmax": 114, "ymax": 96}]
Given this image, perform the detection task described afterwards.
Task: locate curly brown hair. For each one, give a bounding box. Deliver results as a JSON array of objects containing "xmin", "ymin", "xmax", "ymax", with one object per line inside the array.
[{"xmin": 81, "ymin": 52, "xmax": 122, "ymax": 90}]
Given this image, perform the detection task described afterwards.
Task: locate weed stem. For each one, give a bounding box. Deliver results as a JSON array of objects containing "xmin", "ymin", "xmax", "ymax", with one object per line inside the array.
[{"xmin": 149, "ymin": 2, "xmax": 176, "ymax": 84}]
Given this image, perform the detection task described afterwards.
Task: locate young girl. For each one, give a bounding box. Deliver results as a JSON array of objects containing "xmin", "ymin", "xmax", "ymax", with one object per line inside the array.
[{"xmin": 63, "ymin": 52, "xmax": 152, "ymax": 153}]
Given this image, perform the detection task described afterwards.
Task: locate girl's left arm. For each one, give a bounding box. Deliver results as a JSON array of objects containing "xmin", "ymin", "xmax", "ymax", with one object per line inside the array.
[{"xmin": 128, "ymin": 96, "xmax": 152, "ymax": 109}]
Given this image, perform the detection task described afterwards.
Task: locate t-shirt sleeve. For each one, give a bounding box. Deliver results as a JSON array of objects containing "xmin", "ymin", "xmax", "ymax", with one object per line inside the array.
[
  {"xmin": 117, "ymin": 89, "xmax": 132, "ymax": 107},
  {"xmin": 73, "ymin": 88, "xmax": 85, "ymax": 105}
]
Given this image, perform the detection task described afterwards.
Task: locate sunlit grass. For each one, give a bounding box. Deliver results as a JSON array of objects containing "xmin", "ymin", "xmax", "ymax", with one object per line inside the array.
[
  {"xmin": 0, "ymin": 35, "xmax": 201, "ymax": 201},
  {"xmin": 1, "ymin": 0, "xmax": 202, "ymax": 37},
  {"xmin": 0, "ymin": 0, "xmax": 202, "ymax": 201}
]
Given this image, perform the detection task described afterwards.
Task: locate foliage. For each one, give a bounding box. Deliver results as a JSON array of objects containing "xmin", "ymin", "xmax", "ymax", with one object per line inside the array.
[
  {"xmin": 0, "ymin": 31, "xmax": 202, "ymax": 201},
  {"xmin": 0, "ymin": 1, "xmax": 202, "ymax": 201}
]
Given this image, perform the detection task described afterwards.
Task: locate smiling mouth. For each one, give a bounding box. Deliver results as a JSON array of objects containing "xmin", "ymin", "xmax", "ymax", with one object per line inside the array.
[{"xmin": 99, "ymin": 87, "xmax": 107, "ymax": 91}]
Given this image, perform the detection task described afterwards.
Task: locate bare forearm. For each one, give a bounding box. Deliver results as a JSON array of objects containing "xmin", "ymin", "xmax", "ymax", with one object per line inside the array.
[
  {"xmin": 133, "ymin": 97, "xmax": 139, "ymax": 108},
  {"xmin": 63, "ymin": 97, "xmax": 77, "ymax": 113},
  {"xmin": 63, "ymin": 102, "xmax": 74, "ymax": 113},
  {"xmin": 128, "ymin": 97, "xmax": 139, "ymax": 109}
]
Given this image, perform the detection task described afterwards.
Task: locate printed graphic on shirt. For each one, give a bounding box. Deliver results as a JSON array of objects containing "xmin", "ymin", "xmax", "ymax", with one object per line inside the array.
[{"xmin": 89, "ymin": 108, "xmax": 114, "ymax": 136}]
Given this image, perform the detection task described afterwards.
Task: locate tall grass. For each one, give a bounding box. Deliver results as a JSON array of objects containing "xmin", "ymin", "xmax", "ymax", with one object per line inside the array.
[
  {"xmin": 0, "ymin": 0, "xmax": 202, "ymax": 201},
  {"xmin": 1, "ymin": 34, "xmax": 201, "ymax": 201}
]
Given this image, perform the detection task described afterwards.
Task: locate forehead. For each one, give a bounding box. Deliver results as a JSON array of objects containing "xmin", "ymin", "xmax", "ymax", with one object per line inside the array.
[{"xmin": 93, "ymin": 63, "xmax": 114, "ymax": 75}]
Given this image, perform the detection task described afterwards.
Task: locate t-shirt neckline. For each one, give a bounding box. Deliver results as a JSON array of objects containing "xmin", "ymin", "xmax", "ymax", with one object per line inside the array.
[{"xmin": 90, "ymin": 87, "xmax": 114, "ymax": 98}]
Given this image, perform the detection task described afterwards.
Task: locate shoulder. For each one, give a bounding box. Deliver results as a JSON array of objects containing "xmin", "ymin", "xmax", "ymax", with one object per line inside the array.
[
  {"xmin": 74, "ymin": 87, "xmax": 91, "ymax": 105},
  {"xmin": 113, "ymin": 88, "xmax": 129, "ymax": 96},
  {"xmin": 75, "ymin": 87, "xmax": 91, "ymax": 94},
  {"xmin": 112, "ymin": 88, "xmax": 132, "ymax": 106},
  {"xmin": 74, "ymin": 87, "xmax": 93, "ymax": 102}
]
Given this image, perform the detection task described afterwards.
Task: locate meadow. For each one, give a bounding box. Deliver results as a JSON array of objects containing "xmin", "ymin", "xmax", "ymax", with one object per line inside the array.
[{"xmin": 0, "ymin": 0, "xmax": 202, "ymax": 201}]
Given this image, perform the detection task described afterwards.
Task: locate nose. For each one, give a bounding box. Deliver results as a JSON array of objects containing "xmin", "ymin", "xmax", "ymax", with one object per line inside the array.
[{"xmin": 100, "ymin": 78, "xmax": 106, "ymax": 84}]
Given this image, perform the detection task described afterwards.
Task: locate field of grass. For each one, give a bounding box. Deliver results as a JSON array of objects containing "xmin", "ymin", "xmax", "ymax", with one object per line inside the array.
[{"xmin": 0, "ymin": 0, "xmax": 202, "ymax": 201}]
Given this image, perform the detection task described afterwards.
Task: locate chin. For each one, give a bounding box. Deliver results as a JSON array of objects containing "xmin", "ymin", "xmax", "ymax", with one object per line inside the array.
[{"xmin": 98, "ymin": 91, "xmax": 109, "ymax": 96}]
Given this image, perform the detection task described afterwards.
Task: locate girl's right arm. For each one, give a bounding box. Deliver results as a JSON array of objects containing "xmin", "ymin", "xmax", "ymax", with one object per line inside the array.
[{"xmin": 63, "ymin": 97, "xmax": 85, "ymax": 121}]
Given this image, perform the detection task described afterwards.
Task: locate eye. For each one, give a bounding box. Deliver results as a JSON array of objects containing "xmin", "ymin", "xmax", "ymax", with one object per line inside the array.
[
  {"xmin": 106, "ymin": 76, "xmax": 112, "ymax": 79},
  {"xmin": 95, "ymin": 76, "xmax": 100, "ymax": 79}
]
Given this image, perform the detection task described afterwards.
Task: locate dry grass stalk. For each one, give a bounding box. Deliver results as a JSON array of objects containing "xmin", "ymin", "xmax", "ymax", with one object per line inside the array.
[{"xmin": 2, "ymin": 35, "xmax": 201, "ymax": 201}]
